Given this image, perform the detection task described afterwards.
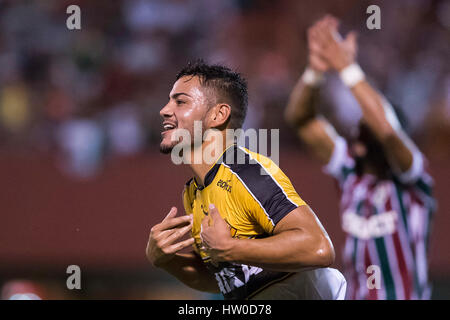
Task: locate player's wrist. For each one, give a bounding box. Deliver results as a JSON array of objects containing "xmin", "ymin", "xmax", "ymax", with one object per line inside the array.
[
  {"xmin": 218, "ymin": 238, "xmax": 240, "ymax": 263},
  {"xmin": 301, "ymin": 67, "xmax": 324, "ymax": 87},
  {"xmin": 152, "ymin": 253, "xmax": 176, "ymax": 269},
  {"xmin": 339, "ymin": 62, "xmax": 365, "ymax": 88},
  {"xmin": 332, "ymin": 55, "xmax": 353, "ymax": 72}
]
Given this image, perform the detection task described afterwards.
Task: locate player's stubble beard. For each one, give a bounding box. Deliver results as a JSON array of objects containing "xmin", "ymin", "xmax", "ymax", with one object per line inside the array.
[
  {"xmin": 159, "ymin": 138, "xmax": 177, "ymax": 154},
  {"xmin": 159, "ymin": 118, "xmax": 207, "ymax": 157}
]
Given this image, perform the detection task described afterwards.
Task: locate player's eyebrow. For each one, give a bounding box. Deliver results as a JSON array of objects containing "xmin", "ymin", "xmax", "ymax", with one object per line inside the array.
[{"xmin": 169, "ymin": 92, "xmax": 192, "ymax": 100}]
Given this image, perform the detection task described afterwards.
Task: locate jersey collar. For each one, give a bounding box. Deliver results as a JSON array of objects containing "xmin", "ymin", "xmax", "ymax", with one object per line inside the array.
[{"xmin": 193, "ymin": 143, "xmax": 237, "ymax": 190}]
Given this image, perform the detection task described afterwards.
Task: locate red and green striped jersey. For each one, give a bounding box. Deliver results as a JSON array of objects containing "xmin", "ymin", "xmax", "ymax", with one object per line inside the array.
[{"xmin": 324, "ymin": 136, "xmax": 436, "ymax": 300}]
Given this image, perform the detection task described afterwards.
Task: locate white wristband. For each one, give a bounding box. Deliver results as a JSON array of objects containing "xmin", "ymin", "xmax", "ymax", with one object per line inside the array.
[
  {"xmin": 301, "ymin": 67, "xmax": 324, "ymax": 87},
  {"xmin": 339, "ymin": 63, "xmax": 365, "ymax": 88}
]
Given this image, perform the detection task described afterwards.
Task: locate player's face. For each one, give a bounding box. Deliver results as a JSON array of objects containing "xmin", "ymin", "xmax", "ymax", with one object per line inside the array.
[
  {"xmin": 159, "ymin": 76, "xmax": 211, "ymax": 154},
  {"xmin": 350, "ymin": 121, "xmax": 368, "ymax": 159},
  {"xmin": 351, "ymin": 120, "xmax": 391, "ymax": 176},
  {"xmin": 350, "ymin": 140, "xmax": 367, "ymax": 159}
]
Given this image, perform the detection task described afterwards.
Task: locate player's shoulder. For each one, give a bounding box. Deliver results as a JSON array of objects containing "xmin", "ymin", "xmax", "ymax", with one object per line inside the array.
[
  {"xmin": 220, "ymin": 144, "xmax": 306, "ymax": 215},
  {"xmin": 219, "ymin": 145, "xmax": 297, "ymax": 198},
  {"xmin": 221, "ymin": 145, "xmax": 283, "ymax": 177},
  {"xmin": 241, "ymin": 147, "xmax": 281, "ymax": 174}
]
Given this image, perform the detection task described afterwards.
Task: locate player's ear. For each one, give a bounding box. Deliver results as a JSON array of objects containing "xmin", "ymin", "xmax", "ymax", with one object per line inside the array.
[{"xmin": 209, "ymin": 103, "xmax": 231, "ymax": 129}]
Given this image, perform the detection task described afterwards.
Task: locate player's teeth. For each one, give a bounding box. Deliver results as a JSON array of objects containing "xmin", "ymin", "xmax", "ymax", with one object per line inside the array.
[{"xmin": 164, "ymin": 124, "xmax": 175, "ymax": 130}]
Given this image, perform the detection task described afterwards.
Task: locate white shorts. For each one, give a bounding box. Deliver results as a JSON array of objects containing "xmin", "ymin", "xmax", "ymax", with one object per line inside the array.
[{"xmin": 249, "ymin": 268, "xmax": 347, "ymax": 300}]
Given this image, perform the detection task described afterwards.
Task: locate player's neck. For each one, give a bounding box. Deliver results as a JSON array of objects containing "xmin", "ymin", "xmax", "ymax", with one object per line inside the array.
[{"xmin": 188, "ymin": 133, "xmax": 232, "ymax": 187}]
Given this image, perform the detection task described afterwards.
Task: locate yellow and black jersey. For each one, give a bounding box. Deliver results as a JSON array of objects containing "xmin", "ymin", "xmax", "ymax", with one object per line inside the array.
[{"xmin": 182, "ymin": 144, "xmax": 307, "ymax": 299}]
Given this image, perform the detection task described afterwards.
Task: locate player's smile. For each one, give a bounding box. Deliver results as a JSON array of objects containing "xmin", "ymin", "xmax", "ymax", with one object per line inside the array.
[
  {"xmin": 161, "ymin": 120, "xmax": 177, "ymax": 135},
  {"xmin": 160, "ymin": 118, "xmax": 179, "ymax": 150}
]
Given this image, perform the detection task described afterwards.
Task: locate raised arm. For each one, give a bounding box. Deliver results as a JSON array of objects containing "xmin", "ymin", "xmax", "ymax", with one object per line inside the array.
[
  {"xmin": 350, "ymin": 82, "xmax": 416, "ymax": 173},
  {"xmin": 312, "ymin": 18, "xmax": 419, "ymax": 174},
  {"xmin": 284, "ymin": 16, "xmax": 340, "ymax": 164}
]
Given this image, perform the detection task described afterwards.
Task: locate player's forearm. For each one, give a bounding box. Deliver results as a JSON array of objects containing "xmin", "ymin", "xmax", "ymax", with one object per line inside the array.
[
  {"xmin": 350, "ymin": 80, "xmax": 414, "ymax": 171},
  {"xmin": 160, "ymin": 252, "xmax": 220, "ymax": 293},
  {"xmin": 350, "ymin": 80, "xmax": 398, "ymax": 140},
  {"xmin": 284, "ymin": 77, "xmax": 321, "ymax": 128},
  {"xmin": 223, "ymin": 229, "xmax": 334, "ymax": 272}
]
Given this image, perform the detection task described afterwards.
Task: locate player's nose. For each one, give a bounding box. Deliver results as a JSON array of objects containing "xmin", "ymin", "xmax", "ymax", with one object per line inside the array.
[{"xmin": 159, "ymin": 102, "xmax": 174, "ymax": 118}]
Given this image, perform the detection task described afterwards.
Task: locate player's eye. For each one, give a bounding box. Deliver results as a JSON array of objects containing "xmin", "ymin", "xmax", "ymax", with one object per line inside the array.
[{"xmin": 176, "ymin": 100, "xmax": 186, "ymax": 105}]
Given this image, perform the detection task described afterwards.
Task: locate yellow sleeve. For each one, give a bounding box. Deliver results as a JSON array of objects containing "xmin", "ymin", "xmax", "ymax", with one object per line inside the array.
[{"xmin": 236, "ymin": 148, "xmax": 307, "ymax": 234}]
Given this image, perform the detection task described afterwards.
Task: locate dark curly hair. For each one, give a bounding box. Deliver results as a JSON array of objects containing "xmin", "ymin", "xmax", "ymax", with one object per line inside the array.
[
  {"xmin": 176, "ymin": 60, "xmax": 248, "ymax": 129},
  {"xmin": 354, "ymin": 103, "xmax": 410, "ymax": 179}
]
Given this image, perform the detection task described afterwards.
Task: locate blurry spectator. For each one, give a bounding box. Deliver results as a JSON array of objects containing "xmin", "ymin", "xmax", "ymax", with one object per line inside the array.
[
  {"xmin": 105, "ymin": 103, "xmax": 145, "ymax": 156},
  {"xmin": 57, "ymin": 118, "xmax": 104, "ymax": 178},
  {"xmin": 0, "ymin": 0, "xmax": 446, "ymax": 177},
  {"xmin": 0, "ymin": 82, "xmax": 30, "ymax": 133}
]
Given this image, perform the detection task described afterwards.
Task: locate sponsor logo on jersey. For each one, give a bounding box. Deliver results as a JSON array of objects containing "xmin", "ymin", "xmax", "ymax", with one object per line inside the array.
[
  {"xmin": 217, "ymin": 179, "xmax": 232, "ymax": 193},
  {"xmin": 342, "ymin": 210, "xmax": 398, "ymax": 239}
]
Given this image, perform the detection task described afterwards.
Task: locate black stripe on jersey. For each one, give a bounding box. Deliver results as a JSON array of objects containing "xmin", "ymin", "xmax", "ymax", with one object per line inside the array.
[
  {"xmin": 185, "ymin": 163, "xmax": 220, "ymax": 191},
  {"xmin": 191, "ymin": 146, "xmax": 233, "ymax": 190},
  {"xmin": 203, "ymin": 163, "xmax": 221, "ymax": 188},
  {"xmin": 222, "ymin": 146, "xmax": 298, "ymax": 226},
  {"xmin": 203, "ymin": 144, "xmax": 240, "ymax": 188}
]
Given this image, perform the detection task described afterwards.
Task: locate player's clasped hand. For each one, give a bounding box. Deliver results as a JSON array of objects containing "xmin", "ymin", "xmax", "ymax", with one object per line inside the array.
[
  {"xmin": 146, "ymin": 207, "xmax": 195, "ymax": 268},
  {"xmin": 307, "ymin": 15, "xmax": 338, "ymax": 72},
  {"xmin": 200, "ymin": 204, "xmax": 235, "ymax": 263},
  {"xmin": 308, "ymin": 15, "xmax": 357, "ymax": 72}
]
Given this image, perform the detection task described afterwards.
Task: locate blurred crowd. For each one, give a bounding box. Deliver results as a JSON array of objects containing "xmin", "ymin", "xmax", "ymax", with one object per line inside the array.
[{"xmin": 0, "ymin": 0, "xmax": 448, "ymax": 178}]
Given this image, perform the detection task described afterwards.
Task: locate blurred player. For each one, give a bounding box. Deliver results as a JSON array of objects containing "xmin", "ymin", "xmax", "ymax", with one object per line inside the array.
[
  {"xmin": 284, "ymin": 16, "xmax": 436, "ymax": 299},
  {"xmin": 146, "ymin": 61, "xmax": 346, "ymax": 299}
]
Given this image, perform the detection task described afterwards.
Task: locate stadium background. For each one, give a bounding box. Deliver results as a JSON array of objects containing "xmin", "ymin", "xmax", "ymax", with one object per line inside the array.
[{"xmin": 0, "ymin": 0, "xmax": 449, "ymax": 299}]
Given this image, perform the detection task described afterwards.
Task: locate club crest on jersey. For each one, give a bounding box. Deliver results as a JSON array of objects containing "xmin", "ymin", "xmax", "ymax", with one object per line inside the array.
[{"xmin": 217, "ymin": 179, "xmax": 232, "ymax": 193}]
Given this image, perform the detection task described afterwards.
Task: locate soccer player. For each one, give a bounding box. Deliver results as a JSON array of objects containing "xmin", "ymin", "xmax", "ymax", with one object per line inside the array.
[
  {"xmin": 146, "ymin": 61, "xmax": 347, "ymax": 300},
  {"xmin": 284, "ymin": 16, "xmax": 436, "ymax": 299}
]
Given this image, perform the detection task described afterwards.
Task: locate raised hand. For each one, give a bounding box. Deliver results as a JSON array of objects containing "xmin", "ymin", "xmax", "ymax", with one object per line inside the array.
[
  {"xmin": 146, "ymin": 207, "xmax": 194, "ymax": 267},
  {"xmin": 200, "ymin": 204, "xmax": 235, "ymax": 263},
  {"xmin": 307, "ymin": 15, "xmax": 339, "ymax": 72},
  {"xmin": 309, "ymin": 15, "xmax": 358, "ymax": 71}
]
